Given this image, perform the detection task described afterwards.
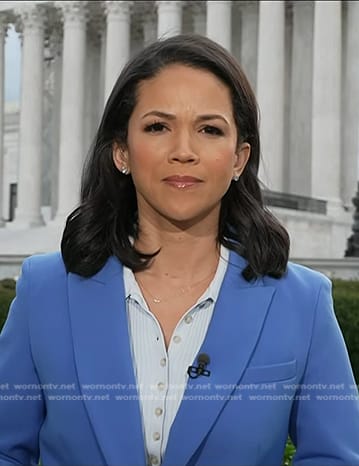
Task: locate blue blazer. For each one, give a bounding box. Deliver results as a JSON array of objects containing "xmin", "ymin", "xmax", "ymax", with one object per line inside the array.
[{"xmin": 0, "ymin": 251, "xmax": 359, "ymax": 466}]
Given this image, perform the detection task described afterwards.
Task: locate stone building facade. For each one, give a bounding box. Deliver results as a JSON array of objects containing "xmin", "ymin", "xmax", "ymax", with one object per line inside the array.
[{"xmin": 0, "ymin": 0, "xmax": 358, "ymax": 258}]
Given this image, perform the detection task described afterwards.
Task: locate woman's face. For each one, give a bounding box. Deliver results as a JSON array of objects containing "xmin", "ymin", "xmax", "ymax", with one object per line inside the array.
[{"xmin": 113, "ymin": 64, "xmax": 250, "ymax": 229}]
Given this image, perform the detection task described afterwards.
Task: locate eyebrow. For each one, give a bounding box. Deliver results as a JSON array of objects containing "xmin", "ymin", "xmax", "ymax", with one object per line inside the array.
[{"xmin": 141, "ymin": 110, "xmax": 230, "ymax": 125}]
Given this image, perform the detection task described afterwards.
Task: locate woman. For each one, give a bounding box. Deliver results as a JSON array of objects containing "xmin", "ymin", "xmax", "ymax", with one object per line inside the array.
[{"xmin": 0, "ymin": 34, "xmax": 358, "ymax": 466}]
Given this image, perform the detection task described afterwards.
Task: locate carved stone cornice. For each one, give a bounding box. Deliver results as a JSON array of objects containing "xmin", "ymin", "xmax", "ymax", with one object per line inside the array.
[
  {"xmin": 105, "ymin": 1, "xmax": 133, "ymax": 18},
  {"xmin": 57, "ymin": 1, "xmax": 88, "ymax": 26},
  {"xmin": 14, "ymin": 4, "xmax": 45, "ymax": 34},
  {"xmin": 0, "ymin": 13, "xmax": 10, "ymax": 38},
  {"xmin": 156, "ymin": 1, "xmax": 184, "ymax": 11},
  {"xmin": 189, "ymin": 1, "xmax": 206, "ymax": 16},
  {"xmin": 133, "ymin": 0, "xmax": 156, "ymax": 16}
]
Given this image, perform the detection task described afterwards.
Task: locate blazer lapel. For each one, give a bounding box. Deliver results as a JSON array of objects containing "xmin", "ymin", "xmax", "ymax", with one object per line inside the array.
[
  {"xmin": 162, "ymin": 252, "xmax": 276, "ymax": 466},
  {"xmin": 67, "ymin": 257, "xmax": 146, "ymax": 466}
]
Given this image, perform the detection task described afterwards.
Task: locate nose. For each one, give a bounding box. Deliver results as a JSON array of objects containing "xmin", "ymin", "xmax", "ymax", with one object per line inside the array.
[{"xmin": 168, "ymin": 130, "xmax": 199, "ymax": 164}]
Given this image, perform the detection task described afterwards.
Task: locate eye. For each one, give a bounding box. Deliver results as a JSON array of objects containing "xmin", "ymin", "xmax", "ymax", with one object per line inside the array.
[
  {"xmin": 144, "ymin": 121, "xmax": 167, "ymax": 133},
  {"xmin": 200, "ymin": 125, "xmax": 224, "ymax": 136}
]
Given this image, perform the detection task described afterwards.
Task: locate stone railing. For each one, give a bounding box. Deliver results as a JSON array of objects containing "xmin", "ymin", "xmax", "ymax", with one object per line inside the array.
[
  {"xmin": 293, "ymin": 257, "xmax": 359, "ymax": 281},
  {"xmin": 0, "ymin": 254, "xmax": 27, "ymax": 280},
  {"xmin": 263, "ymin": 190, "xmax": 327, "ymax": 215},
  {"xmin": 1, "ymin": 255, "xmax": 358, "ymax": 281}
]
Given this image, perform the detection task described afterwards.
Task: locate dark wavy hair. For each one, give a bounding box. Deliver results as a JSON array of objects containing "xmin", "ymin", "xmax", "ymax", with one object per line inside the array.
[{"xmin": 61, "ymin": 34, "xmax": 289, "ymax": 281}]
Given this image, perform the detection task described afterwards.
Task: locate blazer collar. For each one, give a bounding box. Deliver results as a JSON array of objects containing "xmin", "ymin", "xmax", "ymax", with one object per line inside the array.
[
  {"xmin": 162, "ymin": 252, "xmax": 275, "ymax": 466},
  {"xmin": 67, "ymin": 256, "xmax": 147, "ymax": 466},
  {"xmin": 67, "ymin": 251, "xmax": 275, "ymax": 466}
]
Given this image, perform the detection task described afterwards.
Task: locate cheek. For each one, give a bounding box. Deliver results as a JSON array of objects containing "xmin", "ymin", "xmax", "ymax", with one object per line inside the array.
[
  {"xmin": 127, "ymin": 140, "xmax": 153, "ymax": 170},
  {"xmin": 212, "ymin": 151, "xmax": 237, "ymax": 174}
]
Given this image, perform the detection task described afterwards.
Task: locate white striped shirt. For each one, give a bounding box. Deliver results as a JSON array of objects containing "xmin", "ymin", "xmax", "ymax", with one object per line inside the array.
[{"xmin": 123, "ymin": 246, "xmax": 229, "ymax": 466}]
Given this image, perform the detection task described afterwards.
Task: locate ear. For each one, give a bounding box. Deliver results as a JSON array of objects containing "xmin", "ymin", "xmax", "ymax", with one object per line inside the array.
[
  {"xmin": 113, "ymin": 143, "xmax": 130, "ymax": 174},
  {"xmin": 233, "ymin": 142, "xmax": 251, "ymax": 179}
]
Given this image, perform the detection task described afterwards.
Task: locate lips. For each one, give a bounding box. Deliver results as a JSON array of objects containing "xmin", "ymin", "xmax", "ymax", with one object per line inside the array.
[{"xmin": 163, "ymin": 175, "xmax": 203, "ymax": 189}]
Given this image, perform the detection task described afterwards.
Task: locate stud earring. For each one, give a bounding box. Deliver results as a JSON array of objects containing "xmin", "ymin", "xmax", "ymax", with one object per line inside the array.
[
  {"xmin": 120, "ymin": 166, "xmax": 130, "ymax": 175},
  {"xmin": 232, "ymin": 174, "xmax": 240, "ymax": 182}
]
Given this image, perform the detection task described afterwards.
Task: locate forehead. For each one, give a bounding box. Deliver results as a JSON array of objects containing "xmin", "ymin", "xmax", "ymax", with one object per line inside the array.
[{"xmin": 134, "ymin": 64, "xmax": 233, "ymax": 112}]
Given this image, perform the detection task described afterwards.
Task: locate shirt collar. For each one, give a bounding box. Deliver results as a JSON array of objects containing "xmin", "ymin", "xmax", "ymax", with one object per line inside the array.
[{"xmin": 123, "ymin": 245, "xmax": 229, "ymax": 308}]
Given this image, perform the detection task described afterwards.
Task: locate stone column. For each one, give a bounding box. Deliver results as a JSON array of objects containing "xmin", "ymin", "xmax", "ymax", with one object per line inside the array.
[
  {"xmin": 192, "ymin": 2, "xmax": 206, "ymax": 36},
  {"xmin": 206, "ymin": 1, "xmax": 232, "ymax": 51},
  {"xmin": 156, "ymin": 1, "xmax": 182, "ymax": 38},
  {"xmin": 143, "ymin": 5, "xmax": 157, "ymax": 46},
  {"xmin": 53, "ymin": 2, "xmax": 87, "ymax": 225},
  {"xmin": 0, "ymin": 16, "xmax": 7, "ymax": 227},
  {"xmin": 311, "ymin": 1, "xmax": 341, "ymax": 202},
  {"xmin": 239, "ymin": 1, "xmax": 258, "ymax": 89},
  {"xmin": 47, "ymin": 25, "xmax": 63, "ymax": 219},
  {"xmin": 104, "ymin": 1, "xmax": 131, "ymax": 104},
  {"xmin": 84, "ymin": 20, "xmax": 102, "ymax": 152},
  {"xmin": 256, "ymin": 1, "xmax": 285, "ymax": 192},
  {"xmin": 98, "ymin": 27, "xmax": 106, "ymax": 116},
  {"xmin": 11, "ymin": 5, "xmax": 45, "ymax": 228},
  {"xmin": 231, "ymin": 2, "xmax": 241, "ymax": 62},
  {"xmin": 341, "ymin": 0, "xmax": 359, "ymax": 208},
  {"xmin": 288, "ymin": 1, "xmax": 314, "ymax": 197}
]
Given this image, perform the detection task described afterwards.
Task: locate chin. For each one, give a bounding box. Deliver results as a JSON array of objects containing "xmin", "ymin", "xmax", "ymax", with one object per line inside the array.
[{"xmin": 161, "ymin": 208, "xmax": 219, "ymax": 228}]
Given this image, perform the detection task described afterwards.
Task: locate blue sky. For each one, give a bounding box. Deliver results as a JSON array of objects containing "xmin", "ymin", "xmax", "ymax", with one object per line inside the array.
[{"xmin": 5, "ymin": 25, "xmax": 21, "ymax": 103}]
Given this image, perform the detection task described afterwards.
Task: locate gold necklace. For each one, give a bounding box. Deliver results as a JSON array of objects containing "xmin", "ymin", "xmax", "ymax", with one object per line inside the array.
[{"xmin": 135, "ymin": 268, "xmax": 217, "ymax": 304}]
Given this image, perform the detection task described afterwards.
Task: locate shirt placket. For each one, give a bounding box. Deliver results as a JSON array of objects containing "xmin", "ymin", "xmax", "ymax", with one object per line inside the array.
[{"xmin": 146, "ymin": 319, "xmax": 168, "ymax": 466}]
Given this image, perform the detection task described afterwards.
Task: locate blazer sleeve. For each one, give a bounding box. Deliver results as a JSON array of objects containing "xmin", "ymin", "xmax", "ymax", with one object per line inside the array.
[
  {"xmin": 289, "ymin": 277, "xmax": 359, "ymax": 465},
  {"xmin": 0, "ymin": 259, "xmax": 45, "ymax": 465}
]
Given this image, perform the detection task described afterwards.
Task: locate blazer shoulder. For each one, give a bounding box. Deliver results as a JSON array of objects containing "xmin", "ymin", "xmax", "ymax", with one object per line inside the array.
[
  {"xmin": 21, "ymin": 251, "xmax": 67, "ymax": 286},
  {"xmin": 287, "ymin": 260, "xmax": 331, "ymax": 286},
  {"xmin": 263, "ymin": 260, "xmax": 331, "ymax": 296}
]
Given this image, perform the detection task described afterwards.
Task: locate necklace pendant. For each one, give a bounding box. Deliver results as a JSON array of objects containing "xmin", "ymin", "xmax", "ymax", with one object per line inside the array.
[{"xmin": 153, "ymin": 298, "xmax": 161, "ymax": 303}]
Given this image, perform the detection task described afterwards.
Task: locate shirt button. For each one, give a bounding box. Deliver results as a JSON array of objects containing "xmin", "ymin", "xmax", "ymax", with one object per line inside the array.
[
  {"xmin": 157, "ymin": 382, "xmax": 165, "ymax": 391},
  {"xmin": 155, "ymin": 407, "xmax": 163, "ymax": 416},
  {"xmin": 153, "ymin": 432, "xmax": 161, "ymax": 441},
  {"xmin": 173, "ymin": 335, "xmax": 181, "ymax": 343},
  {"xmin": 160, "ymin": 358, "xmax": 166, "ymax": 367},
  {"xmin": 184, "ymin": 315, "xmax": 193, "ymax": 324},
  {"xmin": 150, "ymin": 455, "xmax": 159, "ymax": 465}
]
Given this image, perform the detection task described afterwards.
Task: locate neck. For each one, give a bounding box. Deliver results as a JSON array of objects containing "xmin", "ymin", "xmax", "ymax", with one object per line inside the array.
[{"xmin": 134, "ymin": 223, "xmax": 220, "ymax": 281}]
